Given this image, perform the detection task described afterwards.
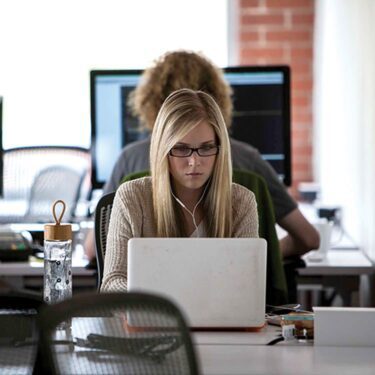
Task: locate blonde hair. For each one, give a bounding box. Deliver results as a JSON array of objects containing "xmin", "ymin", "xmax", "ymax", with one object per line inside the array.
[
  {"xmin": 129, "ymin": 50, "xmax": 233, "ymax": 130},
  {"xmin": 150, "ymin": 88, "xmax": 232, "ymax": 238}
]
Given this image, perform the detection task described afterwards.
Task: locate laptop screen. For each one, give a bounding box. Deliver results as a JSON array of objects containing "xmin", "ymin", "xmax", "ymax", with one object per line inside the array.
[{"xmin": 127, "ymin": 238, "xmax": 267, "ymax": 328}]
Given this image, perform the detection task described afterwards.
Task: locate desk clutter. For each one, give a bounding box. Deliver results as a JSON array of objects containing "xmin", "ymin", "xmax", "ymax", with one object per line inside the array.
[
  {"xmin": 0, "ymin": 227, "xmax": 33, "ymax": 261},
  {"xmin": 267, "ymin": 305, "xmax": 375, "ymax": 347}
]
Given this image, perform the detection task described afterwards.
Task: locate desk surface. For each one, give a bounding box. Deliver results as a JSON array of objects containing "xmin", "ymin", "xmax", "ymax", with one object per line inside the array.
[
  {"xmin": 2, "ymin": 248, "xmax": 372, "ymax": 277},
  {"xmin": 300, "ymin": 249, "xmax": 374, "ymax": 276},
  {"xmin": 197, "ymin": 341, "xmax": 375, "ymax": 375},
  {"xmin": 193, "ymin": 325, "xmax": 375, "ymax": 375},
  {"xmin": 0, "ymin": 245, "xmax": 93, "ymax": 277}
]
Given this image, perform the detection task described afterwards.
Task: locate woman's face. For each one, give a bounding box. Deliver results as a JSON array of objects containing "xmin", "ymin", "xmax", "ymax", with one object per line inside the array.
[{"xmin": 168, "ymin": 121, "xmax": 217, "ymax": 192}]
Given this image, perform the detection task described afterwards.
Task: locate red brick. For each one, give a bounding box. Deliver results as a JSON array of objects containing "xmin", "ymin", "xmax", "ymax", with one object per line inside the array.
[
  {"xmin": 238, "ymin": 0, "xmax": 315, "ymax": 186},
  {"xmin": 293, "ymin": 162, "xmax": 312, "ymax": 171},
  {"xmin": 292, "ymin": 88, "xmax": 311, "ymax": 98},
  {"xmin": 241, "ymin": 47, "xmax": 285, "ymax": 61},
  {"xmin": 293, "ymin": 112, "xmax": 312, "ymax": 125},
  {"xmin": 293, "ymin": 168, "xmax": 312, "ymax": 180},
  {"xmin": 265, "ymin": 0, "xmax": 314, "ymax": 9},
  {"xmin": 240, "ymin": 31, "xmax": 261, "ymax": 43},
  {"xmin": 292, "ymin": 141, "xmax": 309, "ymax": 150},
  {"xmin": 266, "ymin": 30, "xmax": 312, "ymax": 42},
  {"xmin": 292, "ymin": 127, "xmax": 311, "ymax": 139},
  {"xmin": 293, "ymin": 171, "xmax": 312, "ymax": 184},
  {"xmin": 290, "ymin": 62, "xmax": 312, "ymax": 75},
  {"xmin": 294, "ymin": 145, "xmax": 312, "ymax": 155},
  {"xmin": 292, "ymin": 78, "xmax": 313, "ymax": 91},
  {"xmin": 292, "ymin": 134, "xmax": 311, "ymax": 146},
  {"xmin": 241, "ymin": 14, "xmax": 284, "ymax": 26},
  {"xmin": 291, "ymin": 47, "xmax": 313, "ymax": 60},
  {"xmin": 240, "ymin": 0, "xmax": 261, "ymax": 8},
  {"xmin": 293, "ymin": 159, "xmax": 312, "ymax": 170},
  {"xmin": 292, "ymin": 95, "xmax": 310, "ymax": 107},
  {"xmin": 292, "ymin": 13, "xmax": 314, "ymax": 26}
]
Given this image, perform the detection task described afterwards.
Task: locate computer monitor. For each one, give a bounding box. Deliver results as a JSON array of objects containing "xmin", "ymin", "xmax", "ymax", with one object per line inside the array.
[
  {"xmin": 0, "ymin": 97, "xmax": 3, "ymax": 197},
  {"xmin": 90, "ymin": 66, "xmax": 291, "ymax": 189}
]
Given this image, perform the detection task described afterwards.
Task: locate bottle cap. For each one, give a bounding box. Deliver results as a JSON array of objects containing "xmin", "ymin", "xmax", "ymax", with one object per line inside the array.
[{"xmin": 44, "ymin": 200, "xmax": 72, "ymax": 241}]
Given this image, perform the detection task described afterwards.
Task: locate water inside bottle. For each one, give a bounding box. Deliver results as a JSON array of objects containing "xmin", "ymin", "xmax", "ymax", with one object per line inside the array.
[{"xmin": 44, "ymin": 241, "xmax": 72, "ymax": 304}]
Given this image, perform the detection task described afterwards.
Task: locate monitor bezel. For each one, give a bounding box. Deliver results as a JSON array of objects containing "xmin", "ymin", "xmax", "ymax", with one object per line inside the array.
[
  {"xmin": 90, "ymin": 66, "xmax": 291, "ymax": 189},
  {"xmin": 90, "ymin": 69, "xmax": 142, "ymax": 190},
  {"xmin": 224, "ymin": 65, "xmax": 291, "ymax": 186}
]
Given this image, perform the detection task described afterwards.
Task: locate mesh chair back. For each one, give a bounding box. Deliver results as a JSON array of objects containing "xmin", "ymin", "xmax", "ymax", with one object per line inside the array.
[
  {"xmin": 0, "ymin": 146, "xmax": 90, "ymax": 223},
  {"xmin": 0, "ymin": 293, "xmax": 43, "ymax": 375},
  {"xmin": 94, "ymin": 192, "xmax": 115, "ymax": 290},
  {"xmin": 2, "ymin": 146, "xmax": 90, "ymax": 200},
  {"xmin": 39, "ymin": 292, "xmax": 200, "ymax": 375},
  {"xmin": 25, "ymin": 165, "xmax": 84, "ymax": 223}
]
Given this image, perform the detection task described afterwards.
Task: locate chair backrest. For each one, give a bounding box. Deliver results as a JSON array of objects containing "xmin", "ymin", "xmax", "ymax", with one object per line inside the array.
[
  {"xmin": 0, "ymin": 292, "xmax": 44, "ymax": 374},
  {"xmin": 38, "ymin": 291, "xmax": 200, "ymax": 375},
  {"xmin": 0, "ymin": 146, "xmax": 90, "ymax": 223},
  {"xmin": 94, "ymin": 191, "xmax": 115, "ymax": 290},
  {"xmin": 232, "ymin": 169, "xmax": 288, "ymax": 305},
  {"xmin": 121, "ymin": 169, "xmax": 288, "ymax": 305},
  {"xmin": 25, "ymin": 165, "xmax": 85, "ymax": 223}
]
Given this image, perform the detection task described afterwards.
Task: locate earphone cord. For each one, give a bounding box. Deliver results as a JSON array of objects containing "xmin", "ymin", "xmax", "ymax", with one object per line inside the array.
[{"xmin": 171, "ymin": 182, "xmax": 210, "ymax": 236}]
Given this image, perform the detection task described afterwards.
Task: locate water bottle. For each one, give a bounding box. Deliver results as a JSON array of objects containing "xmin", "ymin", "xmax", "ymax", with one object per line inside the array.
[{"xmin": 44, "ymin": 200, "xmax": 72, "ymax": 304}]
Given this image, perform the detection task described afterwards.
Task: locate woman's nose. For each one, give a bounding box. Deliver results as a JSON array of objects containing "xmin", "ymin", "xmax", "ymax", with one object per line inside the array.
[{"xmin": 188, "ymin": 152, "xmax": 201, "ymax": 166}]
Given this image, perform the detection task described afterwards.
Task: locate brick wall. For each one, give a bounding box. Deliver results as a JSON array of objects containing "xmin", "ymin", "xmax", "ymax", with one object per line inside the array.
[{"xmin": 237, "ymin": 0, "xmax": 315, "ymax": 196}]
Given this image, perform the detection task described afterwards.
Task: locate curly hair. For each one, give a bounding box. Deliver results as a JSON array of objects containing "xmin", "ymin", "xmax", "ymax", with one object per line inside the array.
[{"xmin": 128, "ymin": 50, "xmax": 233, "ymax": 130}]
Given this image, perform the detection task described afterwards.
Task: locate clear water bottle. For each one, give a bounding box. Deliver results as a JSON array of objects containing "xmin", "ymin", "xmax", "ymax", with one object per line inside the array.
[{"xmin": 44, "ymin": 200, "xmax": 72, "ymax": 304}]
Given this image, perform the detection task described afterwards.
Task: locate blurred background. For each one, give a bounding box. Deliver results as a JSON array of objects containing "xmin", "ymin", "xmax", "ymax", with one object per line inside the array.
[{"xmin": 0, "ymin": 0, "xmax": 374, "ymax": 263}]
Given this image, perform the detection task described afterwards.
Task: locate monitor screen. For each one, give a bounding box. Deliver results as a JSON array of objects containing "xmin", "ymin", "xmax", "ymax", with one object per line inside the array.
[{"xmin": 90, "ymin": 66, "xmax": 291, "ymax": 189}]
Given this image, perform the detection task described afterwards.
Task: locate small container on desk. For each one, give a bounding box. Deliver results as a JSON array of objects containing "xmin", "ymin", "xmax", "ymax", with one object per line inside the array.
[{"xmin": 44, "ymin": 200, "xmax": 73, "ymax": 305}]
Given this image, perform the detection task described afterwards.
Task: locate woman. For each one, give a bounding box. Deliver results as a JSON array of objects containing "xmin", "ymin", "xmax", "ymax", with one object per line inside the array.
[{"xmin": 101, "ymin": 89, "xmax": 258, "ymax": 292}]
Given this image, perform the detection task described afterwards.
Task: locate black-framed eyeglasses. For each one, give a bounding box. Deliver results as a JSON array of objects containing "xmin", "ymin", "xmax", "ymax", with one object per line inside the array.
[{"xmin": 169, "ymin": 145, "xmax": 220, "ymax": 158}]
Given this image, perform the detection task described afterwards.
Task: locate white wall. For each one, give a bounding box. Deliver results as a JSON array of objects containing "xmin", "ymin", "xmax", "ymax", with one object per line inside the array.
[
  {"xmin": 314, "ymin": 0, "xmax": 375, "ymax": 259},
  {"xmin": 0, "ymin": 0, "xmax": 228, "ymax": 149}
]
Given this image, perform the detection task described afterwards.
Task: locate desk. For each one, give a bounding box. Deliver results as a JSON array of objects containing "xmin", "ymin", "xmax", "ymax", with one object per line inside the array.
[
  {"xmin": 196, "ymin": 338, "xmax": 375, "ymax": 375},
  {"xmin": 194, "ymin": 325, "xmax": 375, "ymax": 374},
  {"xmin": 35, "ymin": 321, "xmax": 375, "ymax": 375},
  {"xmin": 0, "ymin": 245, "xmax": 96, "ymax": 291},
  {"xmin": 298, "ymin": 249, "xmax": 374, "ymax": 307}
]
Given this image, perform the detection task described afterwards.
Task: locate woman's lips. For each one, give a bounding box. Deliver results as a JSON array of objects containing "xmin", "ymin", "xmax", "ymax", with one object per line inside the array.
[{"xmin": 186, "ymin": 172, "xmax": 203, "ymax": 177}]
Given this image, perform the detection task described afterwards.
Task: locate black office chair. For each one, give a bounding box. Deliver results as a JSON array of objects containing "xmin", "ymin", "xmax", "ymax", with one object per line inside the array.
[
  {"xmin": 38, "ymin": 291, "xmax": 200, "ymax": 375},
  {"xmin": 94, "ymin": 191, "xmax": 115, "ymax": 290},
  {"xmin": 0, "ymin": 291, "xmax": 43, "ymax": 375}
]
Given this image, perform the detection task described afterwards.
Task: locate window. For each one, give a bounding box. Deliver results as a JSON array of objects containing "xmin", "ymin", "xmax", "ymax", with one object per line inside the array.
[{"xmin": 0, "ymin": 0, "xmax": 228, "ymax": 150}]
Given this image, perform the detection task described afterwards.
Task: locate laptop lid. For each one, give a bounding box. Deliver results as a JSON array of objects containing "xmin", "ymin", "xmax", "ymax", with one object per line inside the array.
[{"xmin": 128, "ymin": 238, "xmax": 267, "ymax": 328}]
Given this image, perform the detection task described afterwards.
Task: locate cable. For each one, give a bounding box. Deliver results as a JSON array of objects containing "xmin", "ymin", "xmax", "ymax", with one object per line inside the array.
[
  {"xmin": 266, "ymin": 304, "xmax": 312, "ymax": 315},
  {"xmin": 266, "ymin": 336, "xmax": 284, "ymax": 346},
  {"xmin": 171, "ymin": 182, "xmax": 210, "ymax": 236}
]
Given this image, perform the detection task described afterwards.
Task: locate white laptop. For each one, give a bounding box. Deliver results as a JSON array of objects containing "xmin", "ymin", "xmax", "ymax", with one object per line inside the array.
[{"xmin": 127, "ymin": 238, "xmax": 267, "ymax": 329}]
